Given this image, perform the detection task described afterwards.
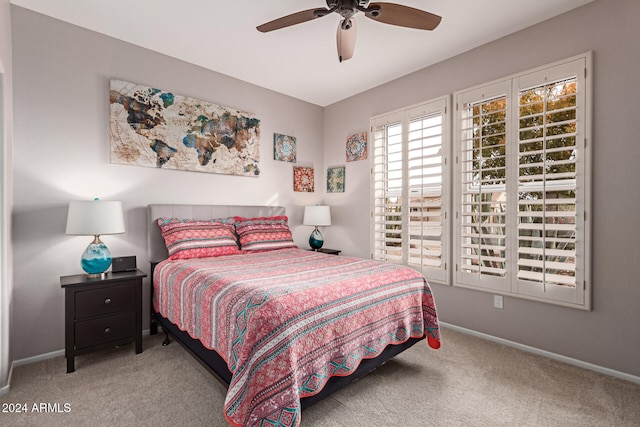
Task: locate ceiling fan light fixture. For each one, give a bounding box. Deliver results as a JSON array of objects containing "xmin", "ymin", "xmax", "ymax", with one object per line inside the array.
[{"xmin": 337, "ymin": 18, "xmax": 357, "ymax": 62}]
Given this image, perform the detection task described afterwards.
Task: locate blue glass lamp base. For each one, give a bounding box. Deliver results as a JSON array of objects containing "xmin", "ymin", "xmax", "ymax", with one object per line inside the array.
[
  {"xmin": 81, "ymin": 236, "xmax": 112, "ymax": 277},
  {"xmin": 309, "ymin": 227, "xmax": 324, "ymax": 250}
]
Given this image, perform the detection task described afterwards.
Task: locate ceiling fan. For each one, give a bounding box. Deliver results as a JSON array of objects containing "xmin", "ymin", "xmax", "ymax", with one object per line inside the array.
[{"xmin": 256, "ymin": 0, "xmax": 442, "ymax": 62}]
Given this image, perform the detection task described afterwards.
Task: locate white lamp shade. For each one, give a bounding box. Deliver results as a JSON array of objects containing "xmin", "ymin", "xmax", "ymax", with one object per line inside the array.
[
  {"xmin": 65, "ymin": 200, "xmax": 125, "ymax": 236},
  {"xmin": 303, "ymin": 205, "xmax": 331, "ymax": 226}
]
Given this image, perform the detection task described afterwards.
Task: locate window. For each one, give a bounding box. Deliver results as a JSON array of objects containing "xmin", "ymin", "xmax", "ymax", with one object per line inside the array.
[
  {"xmin": 371, "ymin": 97, "xmax": 450, "ymax": 284},
  {"xmin": 454, "ymin": 54, "xmax": 591, "ymax": 308}
]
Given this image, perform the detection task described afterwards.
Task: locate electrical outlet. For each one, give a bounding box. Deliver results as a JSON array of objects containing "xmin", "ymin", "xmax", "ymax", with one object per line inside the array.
[{"xmin": 493, "ymin": 295, "xmax": 504, "ymax": 309}]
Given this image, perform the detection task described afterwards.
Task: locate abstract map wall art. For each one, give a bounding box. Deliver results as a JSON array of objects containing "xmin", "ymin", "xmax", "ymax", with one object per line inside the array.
[
  {"xmin": 109, "ymin": 79, "xmax": 261, "ymax": 176},
  {"xmin": 274, "ymin": 133, "xmax": 296, "ymax": 162},
  {"xmin": 346, "ymin": 131, "xmax": 368, "ymax": 162}
]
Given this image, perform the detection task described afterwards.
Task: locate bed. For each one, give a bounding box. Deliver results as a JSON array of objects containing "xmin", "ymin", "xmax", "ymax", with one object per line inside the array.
[{"xmin": 147, "ymin": 204, "xmax": 440, "ymax": 427}]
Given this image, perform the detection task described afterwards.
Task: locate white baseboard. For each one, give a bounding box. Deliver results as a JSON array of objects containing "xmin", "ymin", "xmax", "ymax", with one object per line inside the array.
[
  {"xmin": 4, "ymin": 328, "xmax": 156, "ymax": 394},
  {"xmin": 5, "ymin": 325, "xmax": 639, "ymax": 394},
  {"xmin": 12, "ymin": 328, "xmax": 155, "ymax": 368},
  {"xmin": 0, "ymin": 385, "xmax": 9, "ymax": 396},
  {"xmin": 12, "ymin": 348, "xmax": 65, "ymax": 368},
  {"xmin": 0, "ymin": 363, "xmax": 13, "ymax": 396},
  {"xmin": 440, "ymin": 322, "xmax": 640, "ymax": 385}
]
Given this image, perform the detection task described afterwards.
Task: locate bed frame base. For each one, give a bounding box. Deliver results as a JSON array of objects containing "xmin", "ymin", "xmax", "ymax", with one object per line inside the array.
[
  {"xmin": 152, "ymin": 312, "xmax": 232, "ymax": 386},
  {"xmin": 151, "ymin": 310, "xmax": 423, "ymax": 409}
]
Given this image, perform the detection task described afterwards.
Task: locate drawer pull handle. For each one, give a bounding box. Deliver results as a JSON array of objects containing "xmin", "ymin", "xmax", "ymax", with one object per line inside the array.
[
  {"xmin": 104, "ymin": 327, "xmax": 111, "ymax": 334},
  {"xmin": 104, "ymin": 298, "xmax": 111, "ymax": 304}
]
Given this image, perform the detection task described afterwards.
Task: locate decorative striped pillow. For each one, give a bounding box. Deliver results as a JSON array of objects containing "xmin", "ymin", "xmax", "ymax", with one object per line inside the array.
[
  {"xmin": 158, "ymin": 218, "xmax": 241, "ymax": 260},
  {"xmin": 234, "ymin": 216, "xmax": 298, "ymax": 252}
]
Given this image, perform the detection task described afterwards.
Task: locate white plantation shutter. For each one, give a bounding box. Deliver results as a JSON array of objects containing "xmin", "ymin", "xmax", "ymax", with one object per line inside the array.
[
  {"xmin": 455, "ymin": 54, "xmax": 591, "ymax": 308},
  {"xmin": 407, "ymin": 111, "xmax": 444, "ymax": 270},
  {"xmin": 514, "ymin": 59, "xmax": 587, "ymax": 305},
  {"xmin": 456, "ymin": 81, "xmax": 511, "ymax": 292},
  {"xmin": 372, "ymin": 112, "xmax": 404, "ymax": 264},
  {"xmin": 371, "ymin": 97, "xmax": 449, "ymax": 283}
]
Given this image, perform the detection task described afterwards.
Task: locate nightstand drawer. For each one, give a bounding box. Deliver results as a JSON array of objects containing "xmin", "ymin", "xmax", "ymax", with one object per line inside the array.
[
  {"xmin": 75, "ymin": 311, "xmax": 135, "ymax": 349},
  {"xmin": 75, "ymin": 283, "xmax": 135, "ymax": 318}
]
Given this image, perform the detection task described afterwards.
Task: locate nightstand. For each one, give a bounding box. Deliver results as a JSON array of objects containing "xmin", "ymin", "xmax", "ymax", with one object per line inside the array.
[
  {"xmin": 60, "ymin": 269, "xmax": 147, "ymax": 373},
  {"xmin": 312, "ymin": 248, "xmax": 341, "ymax": 255}
]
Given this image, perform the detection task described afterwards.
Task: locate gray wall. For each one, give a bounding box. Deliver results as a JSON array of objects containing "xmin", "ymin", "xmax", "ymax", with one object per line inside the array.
[
  {"xmin": 323, "ymin": 0, "xmax": 640, "ymax": 377},
  {"xmin": 10, "ymin": 6, "xmax": 324, "ymax": 361}
]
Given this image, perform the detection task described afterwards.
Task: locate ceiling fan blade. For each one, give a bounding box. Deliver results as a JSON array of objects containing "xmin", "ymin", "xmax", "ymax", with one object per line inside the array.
[
  {"xmin": 336, "ymin": 19, "xmax": 357, "ymax": 63},
  {"xmin": 366, "ymin": 3, "xmax": 442, "ymax": 30},
  {"xmin": 257, "ymin": 8, "xmax": 329, "ymax": 33}
]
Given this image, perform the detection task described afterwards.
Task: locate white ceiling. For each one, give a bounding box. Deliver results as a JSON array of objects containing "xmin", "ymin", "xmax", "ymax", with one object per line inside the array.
[{"xmin": 10, "ymin": 0, "xmax": 595, "ymax": 106}]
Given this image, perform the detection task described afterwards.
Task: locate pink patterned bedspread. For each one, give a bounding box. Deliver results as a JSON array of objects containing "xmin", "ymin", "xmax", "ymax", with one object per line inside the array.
[{"xmin": 153, "ymin": 247, "xmax": 440, "ymax": 427}]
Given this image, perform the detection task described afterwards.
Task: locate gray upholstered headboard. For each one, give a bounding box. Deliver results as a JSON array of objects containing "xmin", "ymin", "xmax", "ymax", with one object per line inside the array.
[{"xmin": 147, "ymin": 204, "xmax": 286, "ymax": 264}]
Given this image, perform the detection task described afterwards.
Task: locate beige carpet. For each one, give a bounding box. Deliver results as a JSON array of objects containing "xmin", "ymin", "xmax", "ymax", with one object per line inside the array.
[{"xmin": 1, "ymin": 328, "xmax": 639, "ymax": 426}]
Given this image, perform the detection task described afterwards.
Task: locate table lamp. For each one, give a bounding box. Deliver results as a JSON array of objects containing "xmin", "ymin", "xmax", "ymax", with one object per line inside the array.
[
  {"xmin": 303, "ymin": 205, "xmax": 331, "ymax": 250},
  {"xmin": 65, "ymin": 198, "xmax": 125, "ymax": 277}
]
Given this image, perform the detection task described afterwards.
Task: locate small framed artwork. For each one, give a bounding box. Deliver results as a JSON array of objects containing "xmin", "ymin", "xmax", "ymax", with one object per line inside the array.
[
  {"xmin": 327, "ymin": 166, "xmax": 345, "ymax": 193},
  {"xmin": 346, "ymin": 131, "xmax": 368, "ymax": 162},
  {"xmin": 274, "ymin": 133, "xmax": 296, "ymax": 162},
  {"xmin": 293, "ymin": 166, "xmax": 314, "ymax": 192}
]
